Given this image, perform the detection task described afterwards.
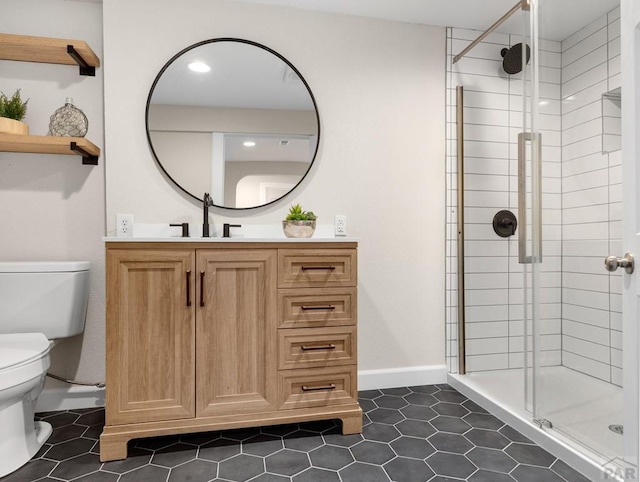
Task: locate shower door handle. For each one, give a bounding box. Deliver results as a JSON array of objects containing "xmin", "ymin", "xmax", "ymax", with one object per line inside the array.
[
  {"xmin": 605, "ymin": 253, "xmax": 635, "ymax": 274},
  {"xmin": 518, "ymin": 132, "xmax": 542, "ymax": 264}
]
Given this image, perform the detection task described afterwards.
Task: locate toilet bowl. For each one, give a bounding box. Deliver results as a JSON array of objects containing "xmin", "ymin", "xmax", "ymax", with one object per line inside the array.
[
  {"xmin": 0, "ymin": 333, "xmax": 52, "ymax": 477},
  {"xmin": 0, "ymin": 261, "xmax": 90, "ymax": 478}
]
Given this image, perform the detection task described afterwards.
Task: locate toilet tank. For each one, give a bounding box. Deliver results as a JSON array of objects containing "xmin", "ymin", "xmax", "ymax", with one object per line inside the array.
[{"xmin": 0, "ymin": 261, "xmax": 90, "ymax": 339}]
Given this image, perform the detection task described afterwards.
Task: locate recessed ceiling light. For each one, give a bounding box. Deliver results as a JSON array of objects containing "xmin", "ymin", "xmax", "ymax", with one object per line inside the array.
[
  {"xmin": 538, "ymin": 100, "xmax": 549, "ymax": 106},
  {"xmin": 188, "ymin": 62, "xmax": 211, "ymax": 73},
  {"xmin": 243, "ymin": 141, "xmax": 256, "ymax": 147}
]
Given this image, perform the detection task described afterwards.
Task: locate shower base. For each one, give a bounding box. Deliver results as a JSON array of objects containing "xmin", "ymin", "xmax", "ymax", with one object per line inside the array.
[{"xmin": 449, "ymin": 367, "xmax": 624, "ymax": 481}]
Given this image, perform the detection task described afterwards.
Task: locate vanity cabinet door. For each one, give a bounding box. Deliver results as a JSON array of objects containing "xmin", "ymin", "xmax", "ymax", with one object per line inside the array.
[
  {"xmin": 196, "ymin": 249, "xmax": 278, "ymax": 417},
  {"xmin": 106, "ymin": 248, "xmax": 196, "ymax": 425}
]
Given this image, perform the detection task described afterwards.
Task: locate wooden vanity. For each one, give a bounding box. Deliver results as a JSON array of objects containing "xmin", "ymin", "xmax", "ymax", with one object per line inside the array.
[{"xmin": 100, "ymin": 240, "xmax": 361, "ymax": 462}]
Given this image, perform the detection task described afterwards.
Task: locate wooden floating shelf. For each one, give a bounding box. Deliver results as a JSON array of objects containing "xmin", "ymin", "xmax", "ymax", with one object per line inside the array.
[
  {"xmin": 0, "ymin": 33, "xmax": 100, "ymax": 75},
  {"xmin": 0, "ymin": 134, "xmax": 100, "ymax": 165}
]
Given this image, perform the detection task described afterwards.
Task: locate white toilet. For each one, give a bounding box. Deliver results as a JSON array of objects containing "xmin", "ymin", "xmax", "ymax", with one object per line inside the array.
[{"xmin": 0, "ymin": 261, "xmax": 90, "ymax": 477}]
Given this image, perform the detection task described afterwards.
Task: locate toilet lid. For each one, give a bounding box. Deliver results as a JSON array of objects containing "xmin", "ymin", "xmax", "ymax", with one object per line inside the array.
[{"xmin": 0, "ymin": 333, "xmax": 50, "ymax": 371}]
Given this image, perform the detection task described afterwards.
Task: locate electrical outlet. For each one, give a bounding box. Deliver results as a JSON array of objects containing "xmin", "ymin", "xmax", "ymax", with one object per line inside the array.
[
  {"xmin": 334, "ymin": 215, "xmax": 347, "ymax": 236},
  {"xmin": 116, "ymin": 214, "xmax": 134, "ymax": 237}
]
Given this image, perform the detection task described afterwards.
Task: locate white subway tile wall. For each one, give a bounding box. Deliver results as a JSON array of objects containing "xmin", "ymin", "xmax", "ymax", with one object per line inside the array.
[
  {"xmin": 445, "ymin": 6, "xmax": 622, "ymax": 388},
  {"xmin": 560, "ymin": 8, "xmax": 621, "ymax": 386}
]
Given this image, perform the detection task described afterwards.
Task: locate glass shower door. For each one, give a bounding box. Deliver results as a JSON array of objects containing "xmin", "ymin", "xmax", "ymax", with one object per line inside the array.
[
  {"xmin": 525, "ymin": 0, "xmax": 625, "ymax": 465},
  {"xmin": 518, "ymin": 0, "xmax": 544, "ymax": 425}
]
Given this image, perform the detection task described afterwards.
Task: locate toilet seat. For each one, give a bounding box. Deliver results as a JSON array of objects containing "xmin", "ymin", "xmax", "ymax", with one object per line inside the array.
[
  {"xmin": 0, "ymin": 333, "xmax": 50, "ymax": 371},
  {"xmin": 0, "ymin": 333, "xmax": 50, "ymax": 392}
]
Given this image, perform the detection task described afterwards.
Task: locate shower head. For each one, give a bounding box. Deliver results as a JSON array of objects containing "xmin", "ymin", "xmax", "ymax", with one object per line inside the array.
[{"xmin": 500, "ymin": 43, "xmax": 531, "ymax": 74}]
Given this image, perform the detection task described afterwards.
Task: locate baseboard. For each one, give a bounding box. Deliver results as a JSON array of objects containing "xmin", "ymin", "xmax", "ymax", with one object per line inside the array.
[
  {"xmin": 35, "ymin": 377, "xmax": 105, "ymax": 413},
  {"xmin": 358, "ymin": 365, "xmax": 448, "ymax": 391}
]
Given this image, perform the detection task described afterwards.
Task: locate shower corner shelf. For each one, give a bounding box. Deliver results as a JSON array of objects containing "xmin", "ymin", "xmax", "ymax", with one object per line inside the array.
[
  {"xmin": 0, "ymin": 134, "xmax": 100, "ymax": 165},
  {"xmin": 0, "ymin": 33, "xmax": 100, "ymax": 76}
]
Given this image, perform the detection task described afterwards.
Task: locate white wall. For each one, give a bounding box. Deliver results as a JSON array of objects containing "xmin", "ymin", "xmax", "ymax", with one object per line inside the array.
[
  {"xmin": 0, "ymin": 0, "xmax": 105, "ymax": 383},
  {"xmin": 104, "ymin": 0, "xmax": 446, "ymax": 378}
]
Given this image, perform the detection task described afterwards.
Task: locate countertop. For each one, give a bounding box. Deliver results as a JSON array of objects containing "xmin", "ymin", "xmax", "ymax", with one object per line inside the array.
[
  {"xmin": 104, "ymin": 223, "xmax": 357, "ymax": 243},
  {"xmin": 103, "ymin": 236, "xmax": 358, "ymax": 243}
]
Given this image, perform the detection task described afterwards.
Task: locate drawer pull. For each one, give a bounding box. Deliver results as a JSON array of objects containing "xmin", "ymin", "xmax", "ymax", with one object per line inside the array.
[
  {"xmin": 301, "ymin": 344, "xmax": 336, "ymax": 351},
  {"xmin": 186, "ymin": 270, "xmax": 192, "ymax": 307},
  {"xmin": 301, "ymin": 265, "xmax": 336, "ymax": 271},
  {"xmin": 302, "ymin": 383, "xmax": 336, "ymax": 392},
  {"xmin": 301, "ymin": 305, "xmax": 336, "ymax": 311}
]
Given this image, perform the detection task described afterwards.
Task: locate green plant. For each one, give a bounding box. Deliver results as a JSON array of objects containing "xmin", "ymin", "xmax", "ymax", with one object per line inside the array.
[
  {"xmin": 0, "ymin": 89, "xmax": 29, "ymax": 121},
  {"xmin": 285, "ymin": 203, "xmax": 317, "ymax": 221}
]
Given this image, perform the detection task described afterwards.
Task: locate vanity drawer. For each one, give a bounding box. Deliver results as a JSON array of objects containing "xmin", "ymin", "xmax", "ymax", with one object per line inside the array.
[
  {"xmin": 278, "ymin": 287, "xmax": 357, "ymax": 328},
  {"xmin": 278, "ymin": 326, "xmax": 356, "ymax": 370},
  {"xmin": 278, "ymin": 249, "xmax": 357, "ymax": 288},
  {"xmin": 278, "ymin": 366, "xmax": 357, "ymax": 410}
]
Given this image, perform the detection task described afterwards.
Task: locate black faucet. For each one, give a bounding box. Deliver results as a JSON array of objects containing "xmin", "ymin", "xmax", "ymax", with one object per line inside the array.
[
  {"xmin": 203, "ymin": 192, "xmax": 214, "ymax": 237},
  {"xmin": 169, "ymin": 223, "xmax": 190, "ymax": 238},
  {"xmin": 223, "ymin": 223, "xmax": 241, "ymax": 238}
]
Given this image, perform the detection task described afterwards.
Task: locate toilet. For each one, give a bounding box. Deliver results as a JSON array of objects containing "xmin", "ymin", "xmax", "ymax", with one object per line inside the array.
[{"xmin": 0, "ymin": 261, "xmax": 90, "ymax": 477}]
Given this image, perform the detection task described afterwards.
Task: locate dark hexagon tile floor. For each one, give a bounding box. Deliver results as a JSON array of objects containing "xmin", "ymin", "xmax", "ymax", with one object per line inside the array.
[{"xmin": 2, "ymin": 385, "xmax": 591, "ymax": 482}]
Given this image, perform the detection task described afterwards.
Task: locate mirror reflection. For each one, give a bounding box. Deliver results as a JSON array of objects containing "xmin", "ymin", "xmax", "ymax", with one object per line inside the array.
[{"xmin": 146, "ymin": 39, "xmax": 319, "ymax": 209}]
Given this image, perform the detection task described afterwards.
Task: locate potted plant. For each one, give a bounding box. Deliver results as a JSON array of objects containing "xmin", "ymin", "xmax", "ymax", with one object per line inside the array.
[
  {"xmin": 282, "ymin": 203, "xmax": 317, "ymax": 238},
  {"xmin": 0, "ymin": 89, "xmax": 29, "ymax": 135}
]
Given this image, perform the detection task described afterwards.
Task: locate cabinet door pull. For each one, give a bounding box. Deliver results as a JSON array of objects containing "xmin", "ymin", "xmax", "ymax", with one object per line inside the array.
[
  {"xmin": 301, "ymin": 265, "xmax": 336, "ymax": 270},
  {"xmin": 199, "ymin": 271, "xmax": 205, "ymax": 307},
  {"xmin": 186, "ymin": 270, "xmax": 192, "ymax": 307},
  {"xmin": 302, "ymin": 383, "xmax": 336, "ymax": 392},
  {"xmin": 301, "ymin": 344, "xmax": 336, "ymax": 351},
  {"xmin": 301, "ymin": 305, "xmax": 335, "ymax": 311}
]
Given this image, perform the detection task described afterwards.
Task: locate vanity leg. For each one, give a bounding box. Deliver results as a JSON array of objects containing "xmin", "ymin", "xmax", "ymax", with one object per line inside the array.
[
  {"xmin": 341, "ymin": 412, "xmax": 363, "ymax": 435},
  {"xmin": 99, "ymin": 433, "xmax": 130, "ymax": 462}
]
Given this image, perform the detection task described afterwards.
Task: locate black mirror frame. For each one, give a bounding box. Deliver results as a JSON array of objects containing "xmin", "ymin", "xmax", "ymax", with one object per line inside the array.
[{"xmin": 145, "ymin": 37, "xmax": 321, "ymax": 210}]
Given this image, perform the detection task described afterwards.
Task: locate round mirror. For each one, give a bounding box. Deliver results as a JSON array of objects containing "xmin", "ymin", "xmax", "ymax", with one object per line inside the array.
[{"xmin": 146, "ymin": 38, "xmax": 320, "ymax": 209}]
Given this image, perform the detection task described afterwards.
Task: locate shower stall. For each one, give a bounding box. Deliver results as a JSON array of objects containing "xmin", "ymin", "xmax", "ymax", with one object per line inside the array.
[{"xmin": 445, "ymin": 0, "xmax": 633, "ymax": 479}]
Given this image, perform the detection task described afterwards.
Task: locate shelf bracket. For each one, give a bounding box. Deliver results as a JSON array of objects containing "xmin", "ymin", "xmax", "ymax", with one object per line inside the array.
[
  {"xmin": 70, "ymin": 141, "xmax": 99, "ymax": 165},
  {"xmin": 66, "ymin": 45, "xmax": 96, "ymax": 76}
]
